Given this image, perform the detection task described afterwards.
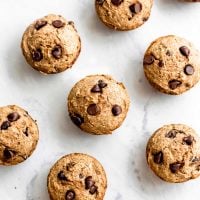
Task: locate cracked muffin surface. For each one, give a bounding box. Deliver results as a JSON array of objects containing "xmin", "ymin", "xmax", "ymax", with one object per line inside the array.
[
  {"xmin": 0, "ymin": 105, "xmax": 39, "ymax": 165},
  {"xmin": 67, "ymin": 75, "xmax": 130, "ymax": 135},
  {"xmin": 146, "ymin": 124, "xmax": 200, "ymax": 183},
  {"xmin": 21, "ymin": 14, "xmax": 81, "ymax": 74}
]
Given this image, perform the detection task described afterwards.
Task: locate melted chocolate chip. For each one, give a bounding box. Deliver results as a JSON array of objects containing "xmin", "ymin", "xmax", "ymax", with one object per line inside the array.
[
  {"xmin": 70, "ymin": 113, "xmax": 84, "ymax": 127},
  {"xmin": 52, "ymin": 45, "xmax": 62, "ymax": 59},
  {"xmin": 52, "ymin": 20, "xmax": 65, "ymax": 28},
  {"xmin": 35, "ymin": 20, "xmax": 47, "ymax": 30},
  {"xmin": 85, "ymin": 176, "xmax": 95, "ymax": 190},
  {"xmin": 129, "ymin": 2, "xmax": 142, "ymax": 14},
  {"xmin": 7, "ymin": 112, "xmax": 20, "ymax": 122},
  {"xmin": 91, "ymin": 84, "xmax": 101, "ymax": 93},
  {"xmin": 98, "ymin": 80, "xmax": 107, "ymax": 88},
  {"xmin": 58, "ymin": 171, "xmax": 68, "ymax": 181},
  {"xmin": 89, "ymin": 185, "xmax": 98, "ymax": 195},
  {"xmin": 158, "ymin": 60, "xmax": 164, "ymax": 67},
  {"xmin": 179, "ymin": 46, "xmax": 190, "ymax": 57},
  {"xmin": 3, "ymin": 148, "xmax": 14, "ymax": 159},
  {"xmin": 184, "ymin": 65, "xmax": 194, "ymax": 75},
  {"xmin": 87, "ymin": 104, "xmax": 101, "ymax": 116},
  {"xmin": 32, "ymin": 49, "xmax": 43, "ymax": 61},
  {"xmin": 24, "ymin": 127, "xmax": 29, "ymax": 137},
  {"xmin": 65, "ymin": 190, "xmax": 75, "ymax": 200},
  {"xmin": 1, "ymin": 121, "xmax": 11, "ymax": 130},
  {"xmin": 165, "ymin": 129, "xmax": 178, "ymax": 138},
  {"xmin": 170, "ymin": 162, "xmax": 184, "ymax": 173},
  {"xmin": 183, "ymin": 135, "xmax": 193, "ymax": 145},
  {"xmin": 143, "ymin": 55, "xmax": 154, "ymax": 65},
  {"xmin": 168, "ymin": 80, "xmax": 182, "ymax": 90},
  {"xmin": 111, "ymin": 0, "xmax": 123, "ymax": 6},
  {"xmin": 112, "ymin": 105, "xmax": 122, "ymax": 116},
  {"xmin": 153, "ymin": 151, "xmax": 163, "ymax": 164}
]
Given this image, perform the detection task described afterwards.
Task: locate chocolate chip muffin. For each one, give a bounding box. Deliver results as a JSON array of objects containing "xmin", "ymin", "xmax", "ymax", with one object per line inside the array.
[
  {"xmin": 143, "ymin": 35, "xmax": 200, "ymax": 95},
  {"xmin": 95, "ymin": 0, "xmax": 153, "ymax": 31},
  {"xmin": 146, "ymin": 124, "xmax": 200, "ymax": 183},
  {"xmin": 47, "ymin": 153, "xmax": 107, "ymax": 200},
  {"xmin": 21, "ymin": 14, "xmax": 81, "ymax": 74},
  {"xmin": 0, "ymin": 105, "xmax": 39, "ymax": 165},
  {"xmin": 67, "ymin": 75, "xmax": 130, "ymax": 135}
]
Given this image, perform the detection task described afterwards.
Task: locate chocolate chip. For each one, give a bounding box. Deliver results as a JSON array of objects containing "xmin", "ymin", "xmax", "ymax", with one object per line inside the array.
[
  {"xmin": 170, "ymin": 162, "xmax": 184, "ymax": 173},
  {"xmin": 24, "ymin": 127, "xmax": 29, "ymax": 137},
  {"xmin": 35, "ymin": 20, "xmax": 47, "ymax": 30},
  {"xmin": 79, "ymin": 173, "xmax": 84, "ymax": 179},
  {"xmin": 153, "ymin": 151, "xmax": 163, "ymax": 164},
  {"xmin": 52, "ymin": 45, "xmax": 62, "ymax": 59},
  {"xmin": 168, "ymin": 80, "xmax": 182, "ymax": 90},
  {"xmin": 183, "ymin": 135, "xmax": 193, "ymax": 145},
  {"xmin": 143, "ymin": 55, "xmax": 154, "ymax": 65},
  {"xmin": 91, "ymin": 84, "xmax": 101, "ymax": 93},
  {"xmin": 111, "ymin": 0, "xmax": 123, "ymax": 6},
  {"xmin": 129, "ymin": 3, "xmax": 142, "ymax": 14},
  {"xmin": 87, "ymin": 104, "xmax": 101, "ymax": 116},
  {"xmin": 70, "ymin": 113, "xmax": 84, "ymax": 127},
  {"xmin": 179, "ymin": 46, "xmax": 190, "ymax": 57},
  {"xmin": 85, "ymin": 176, "xmax": 95, "ymax": 190},
  {"xmin": 112, "ymin": 105, "xmax": 122, "ymax": 116},
  {"xmin": 65, "ymin": 190, "xmax": 75, "ymax": 200},
  {"xmin": 3, "ymin": 148, "xmax": 14, "ymax": 159},
  {"xmin": 7, "ymin": 112, "xmax": 20, "ymax": 122},
  {"xmin": 89, "ymin": 185, "xmax": 98, "ymax": 195},
  {"xmin": 96, "ymin": 0, "xmax": 105, "ymax": 4},
  {"xmin": 52, "ymin": 20, "xmax": 65, "ymax": 28},
  {"xmin": 158, "ymin": 60, "xmax": 164, "ymax": 67},
  {"xmin": 1, "ymin": 121, "xmax": 11, "ymax": 130},
  {"xmin": 165, "ymin": 129, "xmax": 178, "ymax": 138},
  {"xmin": 58, "ymin": 171, "xmax": 68, "ymax": 181},
  {"xmin": 98, "ymin": 80, "xmax": 107, "ymax": 88},
  {"xmin": 32, "ymin": 49, "xmax": 43, "ymax": 61},
  {"xmin": 184, "ymin": 65, "xmax": 194, "ymax": 75}
]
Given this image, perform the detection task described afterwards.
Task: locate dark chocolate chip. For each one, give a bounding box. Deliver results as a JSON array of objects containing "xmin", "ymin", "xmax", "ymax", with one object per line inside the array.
[
  {"xmin": 91, "ymin": 84, "xmax": 101, "ymax": 93},
  {"xmin": 98, "ymin": 80, "xmax": 107, "ymax": 88},
  {"xmin": 168, "ymin": 80, "xmax": 182, "ymax": 90},
  {"xmin": 165, "ymin": 129, "xmax": 178, "ymax": 138},
  {"xmin": 87, "ymin": 104, "xmax": 101, "ymax": 116},
  {"xmin": 179, "ymin": 46, "xmax": 190, "ymax": 57},
  {"xmin": 32, "ymin": 49, "xmax": 43, "ymax": 61},
  {"xmin": 112, "ymin": 105, "xmax": 122, "ymax": 116},
  {"xmin": 183, "ymin": 135, "xmax": 193, "ymax": 145},
  {"xmin": 85, "ymin": 176, "xmax": 95, "ymax": 190},
  {"xmin": 52, "ymin": 45, "xmax": 62, "ymax": 59},
  {"xmin": 129, "ymin": 3, "xmax": 142, "ymax": 14},
  {"xmin": 143, "ymin": 55, "xmax": 154, "ymax": 65},
  {"xmin": 7, "ymin": 112, "xmax": 20, "ymax": 122},
  {"xmin": 3, "ymin": 148, "xmax": 14, "ymax": 159},
  {"xmin": 170, "ymin": 162, "xmax": 184, "ymax": 173},
  {"xmin": 35, "ymin": 20, "xmax": 47, "ymax": 30},
  {"xmin": 153, "ymin": 151, "xmax": 163, "ymax": 164},
  {"xmin": 111, "ymin": 0, "xmax": 123, "ymax": 6},
  {"xmin": 65, "ymin": 190, "xmax": 75, "ymax": 200},
  {"xmin": 89, "ymin": 185, "xmax": 98, "ymax": 194},
  {"xmin": 96, "ymin": 0, "xmax": 105, "ymax": 4},
  {"xmin": 184, "ymin": 65, "xmax": 194, "ymax": 75},
  {"xmin": 70, "ymin": 113, "xmax": 84, "ymax": 127},
  {"xmin": 24, "ymin": 127, "xmax": 29, "ymax": 137},
  {"xmin": 1, "ymin": 121, "xmax": 11, "ymax": 130},
  {"xmin": 52, "ymin": 20, "xmax": 65, "ymax": 28},
  {"xmin": 58, "ymin": 171, "xmax": 68, "ymax": 181},
  {"xmin": 158, "ymin": 60, "xmax": 164, "ymax": 67}
]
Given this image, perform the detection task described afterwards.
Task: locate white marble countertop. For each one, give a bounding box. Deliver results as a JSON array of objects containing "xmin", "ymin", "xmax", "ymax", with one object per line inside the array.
[{"xmin": 1, "ymin": 0, "xmax": 200, "ymax": 200}]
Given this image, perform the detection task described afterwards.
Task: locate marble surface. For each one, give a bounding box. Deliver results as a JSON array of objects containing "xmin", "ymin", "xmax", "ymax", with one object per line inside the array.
[{"xmin": 0, "ymin": 0, "xmax": 200, "ymax": 199}]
